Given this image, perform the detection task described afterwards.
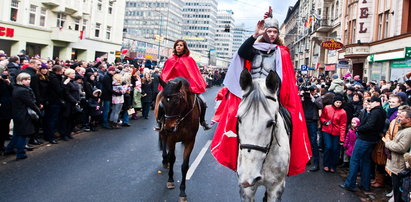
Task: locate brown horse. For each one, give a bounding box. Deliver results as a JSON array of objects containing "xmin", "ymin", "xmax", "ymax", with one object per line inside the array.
[{"xmin": 155, "ymin": 77, "xmax": 200, "ymax": 202}]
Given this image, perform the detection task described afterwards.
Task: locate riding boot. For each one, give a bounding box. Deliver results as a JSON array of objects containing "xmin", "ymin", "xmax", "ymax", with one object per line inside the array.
[
  {"xmin": 154, "ymin": 102, "xmax": 165, "ymax": 131},
  {"xmin": 197, "ymin": 94, "xmax": 211, "ymax": 130}
]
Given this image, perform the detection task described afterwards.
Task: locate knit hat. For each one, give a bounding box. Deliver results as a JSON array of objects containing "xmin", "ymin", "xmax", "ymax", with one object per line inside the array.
[
  {"xmin": 352, "ymin": 117, "xmax": 360, "ymax": 126},
  {"xmin": 40, "ymin": 63, "xmax": 48, "ymax": 69},
  {"xmin": 396, "ymin": 92, "xmax": 408, "ymax": 104},
  {"xmin": 107, "ymin": 66, "xmax": 116, "ymax": 72},
  {"xmin": 354, "ymin": 75, "xmax": 361, "ymax": 81},
  {"xmin": 369, "ymin": 96, "xmax": 381, "ymax": 104},
  {"xmin": 332, "ymin": 73, "xmax": 339, "ymax": 79},
  {"xmin": 92, "ymin": 88, "xmax": 102, "ymax": 97},
  {"xmin": 0, "ymin": 54, "xmax": 7, "ymax": 57},
  {"xmin": 333, "ymin": 94, "xmax": 344, "ymax": 102}
]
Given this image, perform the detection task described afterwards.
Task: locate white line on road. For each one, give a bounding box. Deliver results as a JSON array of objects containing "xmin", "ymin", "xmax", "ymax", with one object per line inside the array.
[{"xmin": 186, "ymin": 140, "xmax": 211, "ymax": 180}]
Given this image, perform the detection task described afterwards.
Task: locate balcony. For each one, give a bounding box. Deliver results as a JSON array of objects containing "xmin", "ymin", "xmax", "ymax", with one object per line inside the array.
[
  {"xmin": 41, "ymin": 0, "xmax": 60, "ymax": 7},
  {"xmin": 314, "ymin": 18, "xmax": 333, "ymax": 32},
  {"xmin": 50, "ymin": 27, "xmax": 80, "ymax": 43}
]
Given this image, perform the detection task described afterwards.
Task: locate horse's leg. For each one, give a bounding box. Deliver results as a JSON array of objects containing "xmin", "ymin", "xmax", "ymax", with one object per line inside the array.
[
  {"xmin": 161, "ymin": 135, "xmax": 168, "ymax": 168},
  {"xmin": 266, "ymin": 180, "xmax": 285, "ymax": 202},
  {"xmin": 166, "ymin": 143, "xmax": 176, "ymax": 189},
  {"xmin": 239, "ymin": 185, "xmax": 257, "ymax": 202},
  {"xmin": 179, "ymin": 141, "xmax": 194, "ymax": 201}
]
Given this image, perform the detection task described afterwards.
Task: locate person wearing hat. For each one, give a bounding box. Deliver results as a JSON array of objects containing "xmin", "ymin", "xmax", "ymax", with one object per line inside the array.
[
  {"xmin": 210, "ymin": 7, "xmax": 312, "ymax": 176},
  {"xmin": 353, "ymin": 75, "xmax": 363, "ymax": 87},
  {"xmin": 341, "ymin": 96, "xmax": 387, "ymax": 191},
  {"xmin": 329, "ymin": 74, "xmax": 344, "ymax": 95},
  {"xmin": 320, "ymin": 94, "xmax": 347, "ymax": 173},
  {"xmin": 0, "ymin": 53, "xmax": 7, "ymax": 61}
]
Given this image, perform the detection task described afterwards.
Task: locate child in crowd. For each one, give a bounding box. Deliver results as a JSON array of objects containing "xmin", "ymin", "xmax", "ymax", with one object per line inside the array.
[
  {"xmin": 131, "ymin": 70, "xmax": 142, "ymax": 119},
  {"xmin": 110, "ymin": 74, "xmax": 126, "ymax": 129},
  {"xmin": 342, "ymin": 117, "xmax": 360, "ymax": 168},
  {"xmin": 88, "ymin": 88, "xmax": 102, "ymax": 131}
]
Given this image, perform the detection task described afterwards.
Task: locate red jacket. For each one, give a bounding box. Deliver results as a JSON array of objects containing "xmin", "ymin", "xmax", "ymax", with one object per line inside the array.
[{"xmin": 320, "ymin": 105, "xmax": 347, "ymax": 142}]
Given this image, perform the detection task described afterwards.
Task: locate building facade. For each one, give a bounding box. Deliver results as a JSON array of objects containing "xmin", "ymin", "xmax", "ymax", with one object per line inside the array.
[
  {"xmin": 0, "ymin": 0, "xmax": 125, "ymax": 62},
  {"xmin": 123, "ymin": 0, "xmax": 183, "ymax": 63},
  {"xmin": 182, "ymin": 0, "xmax": 218, "ymax": 65},
  {"xmin": 339, "ymin": 0, "xmax": 411, "ymax": 82},
  {"xmin": 281, "ymin": 1, "xmax": 300, "ymax": 68},
  {"xmin": 215, "ymin": 10, "xmax": 234, "ymax": 60},
  {"xmin": 232, "ymin": 23, "xmax": 248, "ymax": 56}
]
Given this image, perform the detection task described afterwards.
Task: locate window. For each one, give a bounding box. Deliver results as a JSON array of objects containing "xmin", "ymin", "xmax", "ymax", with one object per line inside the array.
[
  {"xmin": 73, "ymin": 19, "xmax": 80, "ymax": 31},
  {"xmin": 95, "ymin": 23, "xmax": 101, "ymax": 37},
  {"xmin": 378, "ymin": 14, "xmax": 383, "ymax": 40},
  {"xmin": 10, "ymin": 0, "xmax": 18, "ymax": 22},
  {"xmin": 384, "ymin": 11, "xmax": 389, "ymax": 38},
  {"xmin": 57, "ymin": 13, "xmax": 66, "ymax": 28},
  {"xmin": 83, "ymin": 19, "xmax": 87, "ymax": 31},
  {"xmin": 106, "ymin": 26, "xmax": 111, "ymax": 40},
  {"xmin": 97, "ymin": 0, "xmax": 102, "ymax": 11},
  {"xmin": 351, "ymin": 20, "xmax": 356, "ymax": 43},
  {"xmin": 40, "ymin": 8, "xmax": 46, "ymax": 26},
  {"xmin": 108, "ymin": 2, "xmax": 113, "ymax": 14},
  {"xmin": 29, "ymin": 5, "xmax": 36, "ymax": 25}
]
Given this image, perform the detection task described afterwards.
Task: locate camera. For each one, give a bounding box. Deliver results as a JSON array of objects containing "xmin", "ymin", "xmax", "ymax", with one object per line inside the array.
[{"xmin": 1, "ymin": 74, "xmax": 7, "ymax": 79}]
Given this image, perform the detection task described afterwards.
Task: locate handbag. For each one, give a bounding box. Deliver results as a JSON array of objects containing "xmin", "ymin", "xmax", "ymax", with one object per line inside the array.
[
  {"xmin": 372, "ymin": 139, "xmax": 387, "ymax": 165},
  {"xmin": 27, "ymin": 107, "xmax": 39, "ymax": 121}
]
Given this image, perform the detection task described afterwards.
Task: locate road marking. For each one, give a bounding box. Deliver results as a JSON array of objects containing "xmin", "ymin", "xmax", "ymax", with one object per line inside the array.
[{"xmin": 186, "ymin": 140, "xmax": 211, "ymax": 180}]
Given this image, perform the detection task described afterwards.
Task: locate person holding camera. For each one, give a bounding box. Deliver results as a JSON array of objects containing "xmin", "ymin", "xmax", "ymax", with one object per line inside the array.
[
  {"xmin": 320, "ymin": 94, "xmax": 347, "ymax": 173},
  {"xmin": 302, "ymin": 86, "xmax": 323, "ymax": 172}
]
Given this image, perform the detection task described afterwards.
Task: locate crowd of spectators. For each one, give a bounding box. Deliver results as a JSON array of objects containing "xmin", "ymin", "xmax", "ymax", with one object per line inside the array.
[
  {"xmin": 299, "ymin": 72, "xmax": 411, "ymax": 201},
  {"xmin": 0, "ymin": 50, "xmax": 161, "ymax": 161}
]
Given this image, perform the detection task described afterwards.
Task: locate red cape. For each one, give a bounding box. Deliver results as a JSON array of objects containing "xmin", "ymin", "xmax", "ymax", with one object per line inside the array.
[
  {"xmin": 160, "ymin": 54, "xmax": 206, "ymax": 94},
  {"xmin": 211, "ymin": 46, "xmax": 312, "ymax": 176}
]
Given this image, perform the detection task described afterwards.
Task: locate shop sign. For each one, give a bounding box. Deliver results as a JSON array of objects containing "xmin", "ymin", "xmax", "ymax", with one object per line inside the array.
[
  {"xmin": 391, "ymin": 59, "xmax": 411, "ymax": 68},
  {"xmin": 0, "ymin": 26, "xmax": 14, "ymax": 37},
  {"xmin": 321, "ymin": 40, "xmax": 344, "ymax": 50},
  {"xmin": 338, "ymin": 60, "xmax": 350, "ymax": 68},
  {"xmin": 325, "ymin": 64, "xmax": 336, "ymax": 71},
  {"xmin": 359, "ymin": 0, "xmax": 370, "ymax": 33}
]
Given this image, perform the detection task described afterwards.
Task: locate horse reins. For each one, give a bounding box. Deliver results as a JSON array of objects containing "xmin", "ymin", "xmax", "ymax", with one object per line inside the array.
[{"xmin": 163, "ymin": 94, "xmax": 197, "ymax": 127}]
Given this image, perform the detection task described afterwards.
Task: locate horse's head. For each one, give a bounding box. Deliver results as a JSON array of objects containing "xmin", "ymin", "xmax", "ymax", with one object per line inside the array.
[
  {"xmin": 237, "ymin": 69, "xmax": 281, "ymax": 188},
  {"xmin": 159, "ymin": 77, "xmax": 192, "ymax": 133}
]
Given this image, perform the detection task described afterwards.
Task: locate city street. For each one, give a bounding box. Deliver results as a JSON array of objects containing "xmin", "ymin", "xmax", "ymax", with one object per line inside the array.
[{"xmin": 0, "ymin": 86, "xmax": 359, "ymax": 202}]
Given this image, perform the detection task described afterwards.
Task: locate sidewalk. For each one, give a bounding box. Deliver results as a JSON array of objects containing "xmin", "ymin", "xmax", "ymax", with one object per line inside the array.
[{"xmin": 337, "ymin": 166, "xmax": 391, "ymax": 202}]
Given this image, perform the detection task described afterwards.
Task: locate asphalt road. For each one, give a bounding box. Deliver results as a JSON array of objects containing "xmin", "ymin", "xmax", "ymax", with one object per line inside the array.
[{"xmin": 0, "ymin": 86, "xmax": 359, "ymax": 202}]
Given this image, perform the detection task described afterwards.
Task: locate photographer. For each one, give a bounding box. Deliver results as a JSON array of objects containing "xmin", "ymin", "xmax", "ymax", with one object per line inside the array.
[{"xmin": 302, "ymin": 85, "xmax": 323, "ymax": 172}]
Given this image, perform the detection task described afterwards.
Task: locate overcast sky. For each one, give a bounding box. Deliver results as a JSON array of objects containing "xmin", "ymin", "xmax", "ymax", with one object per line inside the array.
[{"xmin": 218, "ymin": 0, "xmax": 298, "ymax": 32}]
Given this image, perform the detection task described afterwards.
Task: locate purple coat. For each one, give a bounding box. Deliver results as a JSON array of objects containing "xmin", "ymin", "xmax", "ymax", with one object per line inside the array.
[{"xmin": 344, "ymin": 129, "xmax": 357, "ymax": 156}]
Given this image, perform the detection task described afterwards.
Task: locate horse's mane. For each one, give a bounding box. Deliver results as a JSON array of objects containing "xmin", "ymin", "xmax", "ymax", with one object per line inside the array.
[
  {"xmin": 162, "ymin": 77, "xmax": 191, "ymax": 96},
  {"xmin": 239, "ymin": 81, "xmax": 274, "ymax": 118}
]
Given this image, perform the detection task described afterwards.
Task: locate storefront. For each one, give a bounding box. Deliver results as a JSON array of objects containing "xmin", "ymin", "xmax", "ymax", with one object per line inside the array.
[{"xmin": 368, "ymin": 47, "xmax": 411, "ymax": 82}]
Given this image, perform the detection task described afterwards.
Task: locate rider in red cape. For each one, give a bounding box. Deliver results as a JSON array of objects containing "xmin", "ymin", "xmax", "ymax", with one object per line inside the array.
[
  {"xmin": 211, "ymin": 10, "xmax": 311, "ymax": 176},
  {"xmin": 156, "ymin": 39, "xmax": 211, "ymax": 130}
]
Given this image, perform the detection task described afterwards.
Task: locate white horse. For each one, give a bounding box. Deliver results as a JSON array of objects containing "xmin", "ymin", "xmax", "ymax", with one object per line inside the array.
[{"xmin": 237, "ymin": 69, "xmax": 291, "ymax": 202}]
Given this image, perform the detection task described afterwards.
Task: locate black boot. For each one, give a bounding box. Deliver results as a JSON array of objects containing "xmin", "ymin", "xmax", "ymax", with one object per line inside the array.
[
  {"xmin": 154, "ymin": 102, "xmax": 164, "ymax": 131},
  {"xmin": 197, "ymin": 94, "xmax": 211, "ymax": 130}
]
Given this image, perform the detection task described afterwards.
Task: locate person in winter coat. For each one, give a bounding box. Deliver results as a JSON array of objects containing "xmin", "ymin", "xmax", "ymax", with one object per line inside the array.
[
  {"xmin": 351, "ymin": 93, "xmax": 363, "ymax": 118},
  {"xmin": 387, "ymin": 94, "xmax": 403, "ymax": 122},
  {"xmin": 109, "ymin": 74, "xmax": 126, "ymax": 129},
  {"xmin": 329, "ymin": 74, "xmax": 345, "ymax": 95},
  {"xmin": 141, "ymin": 72, "xmax": 154, "ymax": 119},
  {"xmin": 87, "ymin": 88, "xmax": 102, "ymax": 131},
  {"xmin": 119, "ymin": 73, "xmax": 132, "ymax": 127},
  {"xmin": 343, "ymin": 117, "xmax": 360, "ymax": 167},
  {"xmin": 61, "ymin": 69, "xmax": 81, "ymax": 141},
  {"xmin": 37, "ymin": 64, "xmax": 50, "ymax": 107},
  {"xmin": 320, "ymin": 94, "xmax": 347, "ymax": 173},
  {"xmin": 131, "ymin": 70, "xmax": 142, "ymax": 119},
  {"xmin": 341, "ymin": 96, "xmax": 387, "ymax": 192},
  {"xmin": 43, "ymin": 65, "xmax": 64, "ymax": 144},
  {"xmin": 4, "ymin": 73, "xmax": 40, "ymax": 160},
  {"xmin": 101, "ymin": 66, "xmax": 119, "ymax": 129},
  {"xmin": 383, "ymin": 109, "xmax": 411, "ymax": 202},
  {"xmin": 84, "ymin": 72, "xmax": 99, "ymax": 130},
  {"xmin": 0, "ymin": 69, "xmax": 12, "ymax": 152}
]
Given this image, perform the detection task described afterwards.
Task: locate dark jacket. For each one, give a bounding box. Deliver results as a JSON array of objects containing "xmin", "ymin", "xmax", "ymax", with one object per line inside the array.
[
  {"xmin": 101, "ymin": 73, "xmax": 120, "ymax": 101},
  {"xmin": 0, "ymin": 79, "xmax": 13, "ymax": 120},
  {"xmin": 302, "ymin": 95, "xmax": 323, "ymax": 121},
  {"xmin": 12, "ymin": 84, "xmax": 40, "ymax": 136},
  {"xmin": 152, "ymin": 72, "xmax": 160, "ymax": 93},
  {"xmin": 62, "ymin": 80, "xmax": 81, "ymax": 118},
  {"xmin": 47, "ymin": 72, "xmax": 64, "ymax": 105},
  {"xmin": 351, "ymin": 101, "xmax": 363, "ymax": 117},
  {"xmin": 6, "ymin": 62, "xmax": 20, "ymax": 83},
  {"xmin": 20, "ymin": 67, "xmax": 40, "ymax": 105},
  {"xmin": 357, "ymin": 105, "xmax": 387, "ymax": 142},
  {"xmin": 38, "ymin": 76, "xmax": 49, "ymax": 105},
  {"xmin": 238, "ymin": 36, "xmax": 259, "ymax": 60},
  {"xmin": 141, "ymin": 81, "xmax": 154, "ymax": 103}
]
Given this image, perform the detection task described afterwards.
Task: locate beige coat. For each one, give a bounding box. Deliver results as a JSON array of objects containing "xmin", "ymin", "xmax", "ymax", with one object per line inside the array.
[{"xmin": 385, "ymin": 126, "xmax": 411, "ymax": 175}]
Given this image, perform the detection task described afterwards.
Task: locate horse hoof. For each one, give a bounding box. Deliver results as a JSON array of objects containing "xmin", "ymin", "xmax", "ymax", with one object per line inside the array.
[
  {"xmin": 178, "ymin": 196, "xmax": 188, "ymax": 202},
  {"xmin": 167, "ymin": 182, "xmax": 175, "ymax": 189}
]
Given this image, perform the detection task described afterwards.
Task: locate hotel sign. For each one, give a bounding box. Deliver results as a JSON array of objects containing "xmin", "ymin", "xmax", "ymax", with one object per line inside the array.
[
  {"xmin": 0, "ymin": 26, "xmax": 14, "ymax": 37},
  {"xmin": 359, "ymin": 0, "xmax": 369, "ymax": 33},
  {"xmin": 321, "ymin": 40, "xmax": 344, "ymax": 50}
]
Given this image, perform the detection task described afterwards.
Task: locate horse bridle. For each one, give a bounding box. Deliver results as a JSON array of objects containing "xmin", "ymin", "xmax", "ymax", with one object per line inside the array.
[
  {"xmin": 163, "ymin": 93, "xmax": 197, "ymax": 127},
  {"xmin": 238, "ymin": 95, "xmax": 280, "ymax": 155}
]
